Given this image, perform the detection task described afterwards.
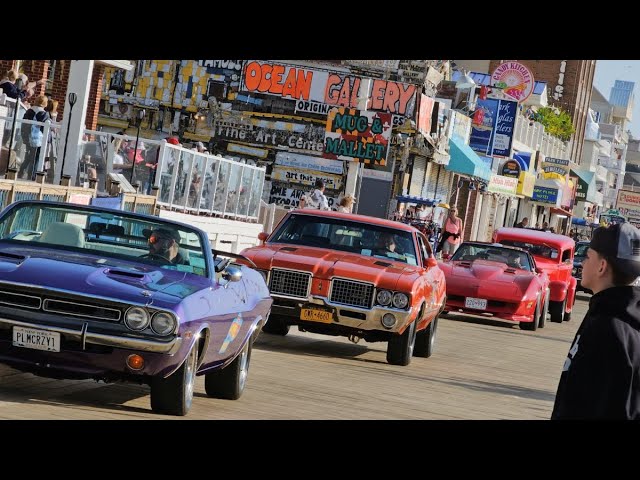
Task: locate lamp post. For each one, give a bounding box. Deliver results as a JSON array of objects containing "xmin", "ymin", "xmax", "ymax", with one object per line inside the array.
[
  {"xmin": 59, "ymin": 92, "xmax": 77, "ymax": 183},
  {"xmin": 6, "ymin": 78, "xmax": 24, "ymax": 172},
  {"xmin": 129, "ymin": 109, "xmax": 145, "ymax": 186}
]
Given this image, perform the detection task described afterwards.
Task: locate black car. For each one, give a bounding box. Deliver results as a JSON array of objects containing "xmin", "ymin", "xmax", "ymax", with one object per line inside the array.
[{"xmin": 573, "ymin": 241, "xmax": 592, "ymax": 294}]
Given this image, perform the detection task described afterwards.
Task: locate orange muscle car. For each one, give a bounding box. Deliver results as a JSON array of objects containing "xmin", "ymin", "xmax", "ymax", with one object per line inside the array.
[{"xmin": 241, "ymin": 209, "xmax": 446, "ymax": 366}]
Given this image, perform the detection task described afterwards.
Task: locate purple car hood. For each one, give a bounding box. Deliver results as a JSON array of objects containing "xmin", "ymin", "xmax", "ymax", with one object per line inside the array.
[{"xmin": 0, "ymin": 245, "xmax": 210, "ymax": 306}]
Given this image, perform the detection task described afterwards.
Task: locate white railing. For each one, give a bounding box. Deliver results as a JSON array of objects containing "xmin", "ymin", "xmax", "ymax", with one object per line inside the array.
[
  {"xmin": 513, "ymin": 112, "xmax": 569, "ymax": 158},
  {"xmin": 155, "ymin": 143, "xmax": 265, "ymax": 221}
]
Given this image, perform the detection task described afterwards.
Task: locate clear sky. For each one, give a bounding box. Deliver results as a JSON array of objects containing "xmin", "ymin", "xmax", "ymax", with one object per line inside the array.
[{"xmin": 593, "ymin": 60, "xmax": 640, "ymax": 138}]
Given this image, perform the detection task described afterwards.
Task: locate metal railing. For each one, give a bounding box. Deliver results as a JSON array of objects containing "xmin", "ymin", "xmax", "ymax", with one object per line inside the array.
[{"xmin": 155, "ymin": 143, "xmax": 265, "ymax": 221}]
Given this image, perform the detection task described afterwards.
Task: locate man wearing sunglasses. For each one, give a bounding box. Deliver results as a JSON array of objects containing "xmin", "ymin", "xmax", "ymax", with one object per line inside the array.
[{"xmin": 147, "ymin": 228, "xmax": 188, "ymax": 265}]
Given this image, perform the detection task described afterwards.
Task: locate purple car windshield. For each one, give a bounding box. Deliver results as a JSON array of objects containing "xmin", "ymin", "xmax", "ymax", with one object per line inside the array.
[{"xmin": 0, "ymin": 203, "xmax": 208, "ymax": 277}]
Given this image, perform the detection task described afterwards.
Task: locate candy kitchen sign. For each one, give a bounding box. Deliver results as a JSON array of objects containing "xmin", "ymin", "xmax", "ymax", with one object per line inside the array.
[
  {"xmin": 491, "ymin": 61, "xmax": 535, "ymax": 103},
  {"xmin": 322, "ymin": 107, "xmax": 392, "ymax": 164},
  {"xmin": 241, "ymin": 60, "xmax": 417, "ymax": 116}
]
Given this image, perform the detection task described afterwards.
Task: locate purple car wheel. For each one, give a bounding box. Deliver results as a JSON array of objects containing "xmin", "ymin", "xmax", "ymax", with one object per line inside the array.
[
  {"xmin": 205, "ymin": 340, "xmax": 252, "ymax": 400},
  {"xmin": 150, "ymin": 345, "xmax": 198, "ymax": 416}
]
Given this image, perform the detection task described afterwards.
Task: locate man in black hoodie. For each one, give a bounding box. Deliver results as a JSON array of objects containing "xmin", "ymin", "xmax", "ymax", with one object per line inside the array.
[{"xmin": 551, "ymin": 222, "xmax": 640, "ymax": 419}]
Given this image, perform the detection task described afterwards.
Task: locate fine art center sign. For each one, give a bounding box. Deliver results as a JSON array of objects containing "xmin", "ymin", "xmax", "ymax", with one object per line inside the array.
[{"xmin": 323, "ymin": 107, "xmax": 392, "ymax": 165}]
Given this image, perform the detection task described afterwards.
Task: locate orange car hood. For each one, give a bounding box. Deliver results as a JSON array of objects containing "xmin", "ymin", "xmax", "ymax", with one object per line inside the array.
[{"xmin": 243, "ymin": 244, "xmax": 421, "ymax": 290}]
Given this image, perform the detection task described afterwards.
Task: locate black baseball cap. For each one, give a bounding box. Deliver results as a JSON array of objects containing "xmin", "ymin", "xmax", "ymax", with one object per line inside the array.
[
  {"xmin": 590, "ymin": 222, "xmax": 640, "ymax": 277},
  {"xmin": 150, "ymin": 227, "xmax": 181, "ymax": 243}
]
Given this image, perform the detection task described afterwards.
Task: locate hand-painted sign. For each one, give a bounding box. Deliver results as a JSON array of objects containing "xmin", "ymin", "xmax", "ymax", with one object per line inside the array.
[
  {"xmin": 491, "ymin": 61, "xmax": 535, "ymax": 103},
  {"xmin": 541, "ymin": 157, "xmax": 569, "ymax": 181},
  {"xmin": 469, "ymin": 98, "xmax": 499, "ymax": 155},
  {"xmin": 323, "ymin": 108, "xmax": 392, "ymax": 164},
  {"xmin": 616, "ymin": 190, "xmax": 640, "ymax": 229},
  {"xmin": 493, "ymin": 100, "xmax": 517, "ymax": 156},
  {"xmin": 275, "ymin": 152, "xmax": 344, "ymax": 174},
  {"xmin": 417, "ymin": 94, "xmax": 435, "ymax": 138},
  {"xmin": 271, "ymin": 166, "xmax": 343, "ymax": 190},
  {"xmin": 488, "ymin": 174, "xmax": 518, "ymax": 195},
  {"xmin": 532, "ymin": 186, "xmax": 559, "ymax": 204},
  {"xmin": 269, "ymin": 182, "xmax": 337, "ymax": 209},
  {"xmin": 501, "ymin": 159, "xmax": 521, "ymax": 178},
  {"xmin": 214, "ymin": 119, "xmax": 326, "ymax": 154},
  {"xmin": 241, "ymin": 61, "xmax": 416, "ymax": 116}
]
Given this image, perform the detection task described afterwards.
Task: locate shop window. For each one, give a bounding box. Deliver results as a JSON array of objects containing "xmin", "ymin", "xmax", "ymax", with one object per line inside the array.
[{"xmin": 206, "ymin": 80, "xmax": 227, "ymax": 101}]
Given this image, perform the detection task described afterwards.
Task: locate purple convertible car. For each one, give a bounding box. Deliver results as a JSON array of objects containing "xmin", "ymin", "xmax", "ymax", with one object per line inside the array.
[{"xmin": 0, "ymin": 200, "xmax": 272, "ymax": 416}]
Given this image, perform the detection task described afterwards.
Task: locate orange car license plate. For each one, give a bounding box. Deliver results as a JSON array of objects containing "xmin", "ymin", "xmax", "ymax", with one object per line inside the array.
[{"xmin": 300, "ymin": 308, "xmax": 332, "ymax": 323}]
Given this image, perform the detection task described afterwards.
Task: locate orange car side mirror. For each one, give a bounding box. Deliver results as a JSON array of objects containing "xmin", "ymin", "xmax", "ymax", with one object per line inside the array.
[
  {"xmin": 426, "ymin": 257, "xmax": 438, "ymax": 268},
  {"xmin": 258, "ymin": 232, "xmax": 269, "ymax": 244}
]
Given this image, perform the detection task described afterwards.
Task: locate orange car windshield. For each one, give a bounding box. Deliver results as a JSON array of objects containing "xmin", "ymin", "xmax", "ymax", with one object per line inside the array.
[{"xmin": 271, "ymin": 214, "xmax": 419, "ymax": 265}]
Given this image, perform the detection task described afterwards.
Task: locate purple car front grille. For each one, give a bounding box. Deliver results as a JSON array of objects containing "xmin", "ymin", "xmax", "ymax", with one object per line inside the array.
[{"xmin": 0, "ymin": 285, "xmax": 122, "ymax": 322}]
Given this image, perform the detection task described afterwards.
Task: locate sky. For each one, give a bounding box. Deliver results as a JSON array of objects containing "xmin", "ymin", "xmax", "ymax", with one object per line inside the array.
[{"xmin": 593, "ymin": 60, "xmax": 640, "ymax": 138}]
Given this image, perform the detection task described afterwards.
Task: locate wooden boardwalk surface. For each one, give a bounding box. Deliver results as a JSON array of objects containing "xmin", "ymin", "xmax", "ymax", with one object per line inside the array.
[{"xmin": 0, "ymin": 294, "xmax": 589, "ymax": 420}]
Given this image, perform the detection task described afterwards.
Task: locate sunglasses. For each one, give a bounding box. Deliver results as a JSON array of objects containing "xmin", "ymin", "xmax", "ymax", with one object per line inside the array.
[{"xmin": 149, "ymin": 234, "xmax": 174, "ymax": 245}]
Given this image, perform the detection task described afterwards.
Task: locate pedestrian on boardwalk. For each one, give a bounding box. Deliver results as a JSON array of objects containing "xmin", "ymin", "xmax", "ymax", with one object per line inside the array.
[{"xmin": 551, "ymin": 222, "xmax": 640, "ymax": 420}]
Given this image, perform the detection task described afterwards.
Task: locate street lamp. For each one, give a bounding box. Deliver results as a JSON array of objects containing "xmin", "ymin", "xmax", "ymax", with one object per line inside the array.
[
  {"xmin": 129, "ymin": 108, "xmax": 146, "ymax": 186},
  {"xmin": 59, "ymin": 92, "xmax": 77, "ymax": 183},
  {"xmin": 6, "ymin": 78, "xmax": 24, "ymax": 172}
]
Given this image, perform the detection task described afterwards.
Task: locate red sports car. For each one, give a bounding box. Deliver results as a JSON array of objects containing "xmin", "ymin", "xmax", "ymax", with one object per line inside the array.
[
  {"xmin": 438, "ymin": 242, "xmax": 550, "ymax": 330},
  {"xmin": 241, "ymin": 209, "xmax": 446, "ymax": 366}
]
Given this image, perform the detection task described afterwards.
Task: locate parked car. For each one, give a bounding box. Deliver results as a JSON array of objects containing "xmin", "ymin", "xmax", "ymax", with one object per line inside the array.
[
  {"xmin": 493, "ymin": 228, "xmax": 576, "ymax": 323},
  {"xmin": 438, "ymin": 242, "xmax": 550, "ymax": 330},
  {"xmin": 240, "ymin": 209, "xmax": 446, "ymax": 366},
  {"xmin": 0, "ymin": 200, "xmax": 272, "ymax": 416},
  {"xmin": 572, "ymin": 240, "xmax": 592, "ymax": 294}
]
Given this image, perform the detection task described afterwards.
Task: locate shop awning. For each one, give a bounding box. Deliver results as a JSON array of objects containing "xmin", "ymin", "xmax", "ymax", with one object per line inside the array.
[
  {"xmin": 446, "ymin": 137, "xmax": 492, "ymax": 182},
  {"xmin": 395, "ymin": 195, "xmax": 439, "ymax": 206},
  {"xmin": 571, "ymin": 168, "xmax": 598, "ymax": 204},
  {"xmin": 550, "ymin": 206, "xmax": 573, "ymax": 217}
]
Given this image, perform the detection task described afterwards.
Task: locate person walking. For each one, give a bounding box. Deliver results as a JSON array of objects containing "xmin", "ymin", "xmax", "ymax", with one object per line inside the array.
[
  {"xmin": 551, "ymin": 222, "xmax": 640, "ymax": 420},
  {"xmin": 514, "ymin": 217, "xmax": 529, "ymax": 228},
  {"xmin": 438, "ymin": 207, "xmax": 463, "ymax": 256}
]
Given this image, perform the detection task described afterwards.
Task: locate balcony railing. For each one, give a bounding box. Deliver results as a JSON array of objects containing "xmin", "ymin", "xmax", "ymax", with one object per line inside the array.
[{"xmin": 513, "ymin": 113, "xmax": 569, "ymax": 159}]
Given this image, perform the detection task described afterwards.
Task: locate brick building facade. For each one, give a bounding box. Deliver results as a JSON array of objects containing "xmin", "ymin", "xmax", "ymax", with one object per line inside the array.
[
  {"xmin": 0, "ymin": 60, "xmax": 103, "ymax": 130},
  {"xmin": 488, "ymin": 60, "xmax": 597, "ymax": 165}
]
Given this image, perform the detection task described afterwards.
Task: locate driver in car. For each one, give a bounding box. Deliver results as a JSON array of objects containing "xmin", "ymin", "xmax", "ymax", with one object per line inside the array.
[{"xmin": 147, "ymin": 228, "xmax": 188, "ymax": 265}]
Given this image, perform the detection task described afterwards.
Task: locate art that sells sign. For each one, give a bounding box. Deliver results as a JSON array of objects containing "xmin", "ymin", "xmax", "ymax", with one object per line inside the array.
[{"xmin": 500, "ymin": 159, "xmax": 521, "ymax": 178}]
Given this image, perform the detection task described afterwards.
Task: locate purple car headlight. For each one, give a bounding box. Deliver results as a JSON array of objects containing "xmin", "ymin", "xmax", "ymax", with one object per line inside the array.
[
  {"xmin": 151, "ymin": 311, "xmax": 177, "ymax": 336},
  {"xmin": 125, "ymin": 307, "xmax": 150, "ymax": 331}
]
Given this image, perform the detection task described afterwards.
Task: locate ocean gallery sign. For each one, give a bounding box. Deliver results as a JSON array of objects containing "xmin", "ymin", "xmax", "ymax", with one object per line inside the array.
[
  {"xmin": 240, "ymin": 61, "xmax": 417, "ymax": 116},
  {"xmin": 322, "ymin": 108, "xmax": 392, "ymax": 164}
]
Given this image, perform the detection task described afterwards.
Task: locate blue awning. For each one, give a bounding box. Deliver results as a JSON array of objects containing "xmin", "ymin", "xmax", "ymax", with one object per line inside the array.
[{"xmin": 446, "ymin": 137, "xmax": 492, "ymax": 182}]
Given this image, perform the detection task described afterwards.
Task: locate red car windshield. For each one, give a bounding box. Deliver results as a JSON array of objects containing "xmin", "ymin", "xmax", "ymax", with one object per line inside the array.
[
  {"xmin": 451, "ymin": 243, "xmax": 533, "ymax": 271},
  {"xmin": 498, "ymin": 239, "xmax": 559, "ymax": 262}
]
